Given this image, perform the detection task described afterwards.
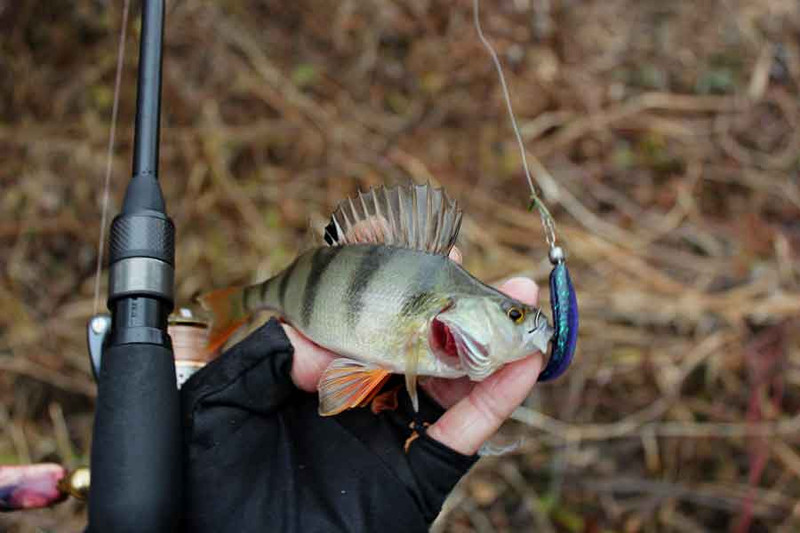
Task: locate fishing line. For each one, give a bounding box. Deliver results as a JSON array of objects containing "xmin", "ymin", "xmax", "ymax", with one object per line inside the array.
[
  {"xmin": 472, "ymin": 0, "xmax": 558, "ymax": 248},
  {"xmin": 473, "ymin": 0, "xmax": 578, "ymax": 386},
  {"xmin": 93, "ymin": 0, "xmax": 131, "ymax": 315}
]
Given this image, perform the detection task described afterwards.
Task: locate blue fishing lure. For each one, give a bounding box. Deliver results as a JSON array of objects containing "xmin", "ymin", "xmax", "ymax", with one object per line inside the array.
[{"xmin": 538, "ymin": 248, "xmax": 578, "ymax": 381}]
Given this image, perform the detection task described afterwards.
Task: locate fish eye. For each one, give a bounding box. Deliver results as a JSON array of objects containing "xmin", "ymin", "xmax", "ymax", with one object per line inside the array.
[{"xmin": 507, "ymin": 307, "xmax": 525, "ymax": 323}]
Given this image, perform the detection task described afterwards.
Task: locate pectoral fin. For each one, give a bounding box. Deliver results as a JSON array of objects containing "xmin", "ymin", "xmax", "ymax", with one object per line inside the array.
[
  {"xmin": 405, "ymin": 360, "xmax": 419, "ymax": 413},
  {"xmin": 318, "ymin": 358, "xmax": 391, "ymax": 416},
  {"xmin": 405, "ymin": 333, "xmax": 423, "ymax": 413}
]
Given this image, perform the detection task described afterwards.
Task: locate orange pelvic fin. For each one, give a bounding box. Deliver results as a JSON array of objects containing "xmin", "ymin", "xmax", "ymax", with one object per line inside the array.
[
  {"xmin": 317, "ymin": 358, "xmax": 391, "ymax": 416},
  {"xmin": 198, "ymin": 286, "xmax": 248, "ymax": 354}
]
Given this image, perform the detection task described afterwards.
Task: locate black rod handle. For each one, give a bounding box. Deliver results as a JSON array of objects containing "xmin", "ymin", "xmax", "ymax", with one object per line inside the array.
[{"xmin": 88, "ymin": 343, "xmax": 180, "ymax": 532}]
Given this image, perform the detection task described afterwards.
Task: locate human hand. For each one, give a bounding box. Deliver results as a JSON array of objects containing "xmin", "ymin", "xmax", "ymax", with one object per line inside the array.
[{"xmin": 283, "ymin": 248, "xmax": 543, "ymax": 456}]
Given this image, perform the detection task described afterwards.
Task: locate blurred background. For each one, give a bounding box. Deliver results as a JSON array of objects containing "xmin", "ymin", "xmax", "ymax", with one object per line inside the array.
[{"xmin": 1, "ymin": 0, "xmax": 799, "ymax": 531}]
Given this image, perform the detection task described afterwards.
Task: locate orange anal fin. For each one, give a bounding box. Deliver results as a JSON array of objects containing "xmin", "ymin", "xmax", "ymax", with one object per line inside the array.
[
  {"xmin": 370, "ymin": 385, "xmax": 401, "ymax": 414},
  {"xmin": 317, "ymin": 358, "xmax": 391, "ymax": 416}
]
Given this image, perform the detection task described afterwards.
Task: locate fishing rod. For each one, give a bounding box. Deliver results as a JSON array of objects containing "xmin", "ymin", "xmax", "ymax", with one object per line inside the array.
[
  {"xmin": 86, "ymin": 0, "xmax": 181, "ymax": 529},
  {"xmin": 2, "ymin": 2, "xmax": 182, "ymax": 525}
]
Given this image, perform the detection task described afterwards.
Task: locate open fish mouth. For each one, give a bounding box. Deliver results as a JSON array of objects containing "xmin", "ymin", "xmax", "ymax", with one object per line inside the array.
[
  {"xmin": 430, "ymin": 316, "xmax": 493, "ymax": 380},
  {"xmin": 430, "ymin": 316, "xmax": 461, "ymax": 367}
]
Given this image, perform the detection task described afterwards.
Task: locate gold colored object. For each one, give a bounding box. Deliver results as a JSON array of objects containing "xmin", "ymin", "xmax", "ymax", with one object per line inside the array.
[{"xmin": 58, "ymin": 467, "xmax": 91, "ymax": 501}]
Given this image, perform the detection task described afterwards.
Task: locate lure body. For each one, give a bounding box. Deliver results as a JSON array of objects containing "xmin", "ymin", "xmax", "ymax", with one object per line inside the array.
[
  {"xmin": 201, "ymin": 185, "xmax": 554, "ymax": 415},
  {"xmin": 539, "ymin": 261, "xmax": 578, "ymax": 381}
]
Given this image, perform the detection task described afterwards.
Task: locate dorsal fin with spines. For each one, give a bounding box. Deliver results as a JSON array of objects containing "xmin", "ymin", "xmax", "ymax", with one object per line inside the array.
[{"xmin": 323, "ymin": 183, "xmax": 462, "ymax": 256}]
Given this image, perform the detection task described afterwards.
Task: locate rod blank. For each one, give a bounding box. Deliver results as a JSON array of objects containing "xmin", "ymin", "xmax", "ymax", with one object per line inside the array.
[{"xmin": 132, "ymin": 0, "xmax": 165, "ymax": 179}]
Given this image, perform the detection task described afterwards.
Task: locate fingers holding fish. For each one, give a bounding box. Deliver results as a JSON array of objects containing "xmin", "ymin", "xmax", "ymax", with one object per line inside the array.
[
  {"xmin": 419, "ymin": 376, "xmax": 473, "ymax": 409},
  {"xmin": 426, "ymin": 353, "xmax": 543, "ymax": 456},
  {"xmin": 448, "ymin": 246, "xmax": 462, "ymax": 264},
  {"xmin": 283, "ymin": 323, "xmax": 337, "ymax": 393},
  {"xmin": 424, "ymin": 276, "xmax": 543, "ymax": 456},
  {"xmin": 495, "ymin": 277, "xmax": 539, "ymax": 306}
]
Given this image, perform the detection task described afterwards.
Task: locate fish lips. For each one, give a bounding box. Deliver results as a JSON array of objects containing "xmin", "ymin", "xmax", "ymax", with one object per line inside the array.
[{"xmin": 528, "ymin": 317, "xmax": 554, "ymax": 355}]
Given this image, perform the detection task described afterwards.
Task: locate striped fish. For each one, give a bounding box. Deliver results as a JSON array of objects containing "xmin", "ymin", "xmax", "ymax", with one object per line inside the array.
[{"xmin": 200, "ymin": 184, "xmax": 553, "ymax": 416}]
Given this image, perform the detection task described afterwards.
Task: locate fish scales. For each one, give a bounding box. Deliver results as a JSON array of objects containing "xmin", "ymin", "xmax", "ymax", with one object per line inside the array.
[
  {"xmin": 353, "ymin": 248, "xmax": 449, "ymax": 366},
  {"xmin": 332, "ymin": 247, "xmax": 416, "ymax": 362},
  {"xmin": 242, "ymin": 245, "xmax": 461, "ymax": 373},
  {"xmin": 300, "ymin": 247, "xmax": 345, "ymax": 328},
  {"xmin": 344, "ymin": 246, "xmax": 393, "ymax": 330},
  {"xmin": 277, "ymin": 258, "xmax": 298, "ymax": 310},
  {"xmin": 301, "ymin": 247, "xmax": 363, "ymax": 341},
  {"xmin": 279, "ymin": 250, "xmax": 314, "ymax": 322}
]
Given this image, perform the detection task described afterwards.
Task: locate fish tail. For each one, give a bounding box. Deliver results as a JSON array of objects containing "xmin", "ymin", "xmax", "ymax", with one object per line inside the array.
[{"xmin": 199, "ymin": 286, "xmax": 249, "ymax": 353}]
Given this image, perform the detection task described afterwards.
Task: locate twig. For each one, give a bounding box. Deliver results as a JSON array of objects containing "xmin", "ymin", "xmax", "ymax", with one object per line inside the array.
[
  {"xmin": 499, "ymin": 462, "xmax": 557, "ymax": 533},
  {"xmin": 580, "ymin": 476, "xmax": 788, "ymax": 518},
  {"xmin": 49, "ymin": 403, "xmax": 76, "ymax": 469},
  {"xmin": 535, "ymin": 92, "xmax": 741, "ymax": 158},
  {"xmin": 0, "ymin": 357, "xmax": 96, "ymax": 398}
]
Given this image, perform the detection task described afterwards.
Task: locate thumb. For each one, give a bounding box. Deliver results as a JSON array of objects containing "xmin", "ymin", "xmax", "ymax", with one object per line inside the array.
[{"xmin": 425, "ymin": 353, "xmax": 543, "ymax": 455}]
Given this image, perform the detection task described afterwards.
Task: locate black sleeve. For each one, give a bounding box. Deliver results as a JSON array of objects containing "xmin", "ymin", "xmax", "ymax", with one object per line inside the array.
[{"xmin": 180, "ymin": 319, "xmax": 478, "ymax": 533}]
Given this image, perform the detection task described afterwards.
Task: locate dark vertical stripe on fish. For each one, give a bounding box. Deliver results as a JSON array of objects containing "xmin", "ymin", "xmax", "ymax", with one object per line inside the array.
[
  {"xmin": 398, "ymin": 254, "xmax": 442, "ymax": 319},
  {"xmin": 345, "ymin": 246, "xmax": 393, "ymax": 329},
  {"xmin": 278, "ymin": 259, "xmax": 299, "ymax": 310},
  {"xmin": 399, "ymin": 291, "xmax": 435, "ymax": 317},
  {"xmin": 244, "ymin": 285, "xmax": 259, "ymax": 312},
  {"xmin": 301, "ymin": 247, "xmax": 341, "ymax": 328}
]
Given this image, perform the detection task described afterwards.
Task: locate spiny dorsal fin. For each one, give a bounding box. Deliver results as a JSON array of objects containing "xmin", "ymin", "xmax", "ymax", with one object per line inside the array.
[{"xmin": 323, "ymin": 184, "xmax": 462, "ymax": 256}]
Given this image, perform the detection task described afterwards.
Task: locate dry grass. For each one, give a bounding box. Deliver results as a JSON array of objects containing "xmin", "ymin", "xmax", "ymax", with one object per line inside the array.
[{"xmin": 2, "ymin": 0, "xmax": 800, "ymax": 531}]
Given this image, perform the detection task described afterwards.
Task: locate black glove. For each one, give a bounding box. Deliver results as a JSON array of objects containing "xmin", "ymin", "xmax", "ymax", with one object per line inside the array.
[{"xmin": 180, "ymin": 319, "xmax": 478, "ymax": 533}]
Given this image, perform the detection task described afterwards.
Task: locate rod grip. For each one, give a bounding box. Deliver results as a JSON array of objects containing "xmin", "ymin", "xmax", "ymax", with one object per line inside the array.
[{"xmin": 88, "ymin": 343, "xmax": 181, "ymax": 532}]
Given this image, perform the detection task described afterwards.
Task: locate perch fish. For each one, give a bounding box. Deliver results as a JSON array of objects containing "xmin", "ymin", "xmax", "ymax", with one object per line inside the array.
[{"xmin": 200, "ymin": 184, "xmax": 553, "ymax": 416}]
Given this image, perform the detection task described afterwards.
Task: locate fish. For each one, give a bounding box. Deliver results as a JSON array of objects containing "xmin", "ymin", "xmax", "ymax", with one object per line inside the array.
[{"xmin": 200, "ymin": 184, "xmax": 554, "ymax": 416}]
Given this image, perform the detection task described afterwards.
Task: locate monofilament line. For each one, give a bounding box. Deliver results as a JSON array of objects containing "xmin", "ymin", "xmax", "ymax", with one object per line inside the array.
[
  {"xmin": 93, "ymin": 0, "xmax": 131, "ymax": 315},
  {"xmin": 472, "ymin": 0, "xmax": 558, "ymax": 248}
]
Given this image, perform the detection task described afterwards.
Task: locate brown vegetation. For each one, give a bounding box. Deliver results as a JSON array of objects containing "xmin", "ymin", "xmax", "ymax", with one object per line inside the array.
[{"xmin": 1, "ymin": 0, "xmax": 799, "ymax": 531}]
